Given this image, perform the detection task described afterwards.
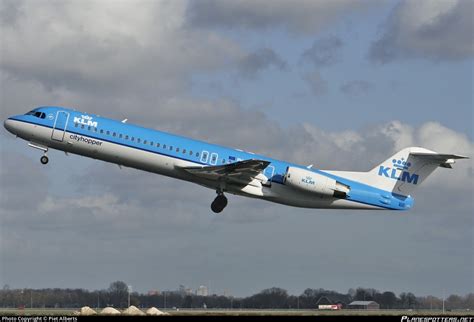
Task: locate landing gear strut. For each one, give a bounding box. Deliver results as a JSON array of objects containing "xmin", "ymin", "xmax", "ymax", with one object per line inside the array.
[
  {"xmin": 28, "ymin": 142, "xmax": 50, "ymax": 165},
  {"xmin": 211, "ymin": 193, "xmax": 228, "ymax": 213},
  {"xmin": 40, "ymin": 155, "xmax": 49, "ymax": 165}
]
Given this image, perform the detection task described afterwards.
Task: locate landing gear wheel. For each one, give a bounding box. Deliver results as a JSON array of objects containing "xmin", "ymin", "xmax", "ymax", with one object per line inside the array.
[
  {"xmin": 40, "ymin": 155, "xmax": 49, "ymax": 165},
  {"xmin": 211, "ymin": 194, "xmax": 228, "ymax": 213}
]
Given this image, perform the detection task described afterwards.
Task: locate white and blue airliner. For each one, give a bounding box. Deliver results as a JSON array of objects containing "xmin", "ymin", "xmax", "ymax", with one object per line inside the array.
[{"xmin": 4, "ymin": 106, "xmax": 468, "ymax": 213}]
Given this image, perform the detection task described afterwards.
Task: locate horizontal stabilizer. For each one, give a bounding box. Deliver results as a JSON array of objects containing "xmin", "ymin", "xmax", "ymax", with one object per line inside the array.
[
  {"xmin": 410, "ymin": 152, "xmax": 469, "ymax": 169},
  {"xmin": 410, "ymin": 152, "xmax": 469, "ymax": 160}
]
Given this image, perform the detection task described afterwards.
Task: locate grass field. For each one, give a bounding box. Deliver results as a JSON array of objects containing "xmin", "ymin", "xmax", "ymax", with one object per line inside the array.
[{"xmin": 1, "ymin": 308, "xmax": 473, "ymax": 316}]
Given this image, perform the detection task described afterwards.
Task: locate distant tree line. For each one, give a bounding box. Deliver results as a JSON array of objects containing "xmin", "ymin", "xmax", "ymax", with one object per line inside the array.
[{"xmin": 0, "ymin": 282, "xmax": 473, "ymax": 310}]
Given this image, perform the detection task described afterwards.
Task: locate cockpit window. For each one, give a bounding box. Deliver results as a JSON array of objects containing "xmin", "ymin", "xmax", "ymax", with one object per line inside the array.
[{"xmin": 26, "ymin": 110, "xmax": 46, "ymax": 119}]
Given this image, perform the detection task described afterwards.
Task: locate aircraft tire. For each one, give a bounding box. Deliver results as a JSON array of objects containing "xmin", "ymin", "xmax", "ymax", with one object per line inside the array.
[
  {"xmin": 211, "ymin": 195, "xmax": 228, "ymax": 213},
  {"xmin": 40, "ymin": 155, "xmax": 49, "ymax": 165}
]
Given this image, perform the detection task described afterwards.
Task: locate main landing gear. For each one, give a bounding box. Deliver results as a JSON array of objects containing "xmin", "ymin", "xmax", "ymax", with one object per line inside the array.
[{"xmin": 211, "ymin": 192, "xmax": 228, "ymax": 213}]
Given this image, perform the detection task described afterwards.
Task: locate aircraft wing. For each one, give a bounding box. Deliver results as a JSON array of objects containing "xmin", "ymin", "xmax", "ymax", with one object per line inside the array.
[{"xmin": 180, "ymin": 159, "xmax": 271, "ymax": 183}]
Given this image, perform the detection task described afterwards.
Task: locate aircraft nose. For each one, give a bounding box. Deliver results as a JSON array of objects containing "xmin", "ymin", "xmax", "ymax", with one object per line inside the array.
[{"xmin": 4, "ymin": 119, "xmax": 16, "ymax": 135}]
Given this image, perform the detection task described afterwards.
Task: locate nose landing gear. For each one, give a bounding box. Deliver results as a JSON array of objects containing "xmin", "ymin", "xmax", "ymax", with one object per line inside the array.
[
  {"xmin": 28, "ymin": 142, "xmax": 50, "ymax": 165},
  {"xmin": 211, "ymin": 193, "xmax": 228, "ymax": 213}
]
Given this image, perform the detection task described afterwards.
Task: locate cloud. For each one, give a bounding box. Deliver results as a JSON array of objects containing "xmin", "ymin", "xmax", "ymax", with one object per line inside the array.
[
  {"xmin": 0, "ymin": 0, "xmax": 242, "ymax": 99},
  {"xmin": 186, "ymin": 0, "xmax": 380, "ymax": 34},
  {"xmin": 237, "ymin": 48, "xmax": 287, "ymax": 79},
  {"xmin": 340, "ymin": 80, "xmax": 373, "ymax": 97},
  {"xmin": 0, "ymin": 0, "xmax": 24, "ymax": 27},
  {"xmin": 369, "ymin": 0, "xmax": 474, "ymax": 63},
  {"xmin": 301, "ymin": 36, "xmax": 343, "ymax": 67},
  {"xmin": 302, "ymin": 71, "xmax": 328, "ymax": 96}
]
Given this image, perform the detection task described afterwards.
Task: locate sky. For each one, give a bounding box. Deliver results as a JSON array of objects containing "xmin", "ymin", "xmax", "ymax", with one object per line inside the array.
[{"xmin": 0, "ymin": 0, "xmax": 473, "ymax": 298}]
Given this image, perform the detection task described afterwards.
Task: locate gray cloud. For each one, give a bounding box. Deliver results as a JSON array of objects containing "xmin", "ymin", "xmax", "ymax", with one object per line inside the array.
[
  {"xmin": 369, "ymin": 0, "xmax": 474, "ymax": 63},
  {"xmin": 301, "ymin": 36, "xmax": 343, "ymax": 67},
  {"xmin": 186, "ymin": 0, "xmax": 380, "ymax": 34},
  {"xmin": 302, "ymin": 71, "xmax": 328, "ymax": 96},
  {"xmin": 0, "ymin": 0, "xmax": 24, "ymax": 27},
  {"xmin": 0, "ymin": 1, "xmax": 242, "ymax": 101},
  {"xmin": 340, "ymin": 80, "xmax": 373, "ymax": 97},
  {"xmin": 237, "ymin": 48, "xmax": 287, "ymax": 79}
]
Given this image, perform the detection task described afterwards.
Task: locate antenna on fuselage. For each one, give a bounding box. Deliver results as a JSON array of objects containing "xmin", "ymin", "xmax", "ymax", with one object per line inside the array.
[{"xmin": 121, "ymin": 118, "xmax": 128, "ymax": 123}]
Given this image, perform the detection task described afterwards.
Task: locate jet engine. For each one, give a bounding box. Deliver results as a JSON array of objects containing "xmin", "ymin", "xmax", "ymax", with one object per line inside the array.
[{"xmin": 284, "ymin": 167, "xmax": 350, "ymax": 199}]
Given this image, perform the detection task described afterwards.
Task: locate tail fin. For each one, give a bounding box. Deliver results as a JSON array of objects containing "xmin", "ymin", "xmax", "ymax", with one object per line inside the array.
[{"xmin": 365, "ymin": 147, "xmax": 468, "ymax": 196}]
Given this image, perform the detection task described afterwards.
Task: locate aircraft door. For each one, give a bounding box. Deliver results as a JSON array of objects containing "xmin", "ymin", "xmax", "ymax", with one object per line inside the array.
[{"xmin": 51, "ymin": 111, "xmax": 70, "ymax": 142}]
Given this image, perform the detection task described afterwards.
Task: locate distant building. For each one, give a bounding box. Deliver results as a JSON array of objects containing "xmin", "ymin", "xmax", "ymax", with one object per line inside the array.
[
  {"xmin": 316, "ymin": 296, "xmax": 343, "ymax": 310},
  {"xmin": 178, "ymin": 285, "xmax": 194, "ymax": 295},
  {"xmin": 196, "ymin": 285, "xmax": 209, "ymax": 297},
  {"xmin": 348, "ymin": 301, "xmax": 380, "ymax": 310}
]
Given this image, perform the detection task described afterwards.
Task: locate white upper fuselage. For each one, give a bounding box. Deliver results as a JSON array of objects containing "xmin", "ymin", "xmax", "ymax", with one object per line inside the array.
[{"xmin": 4, "ymin": 106, "xmax": 415, "ymax": 211}]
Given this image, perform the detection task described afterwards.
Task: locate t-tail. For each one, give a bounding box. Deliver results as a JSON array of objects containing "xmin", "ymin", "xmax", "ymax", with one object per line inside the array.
[{"xmin": 333, "ymin": 147, "xmax": 469, "ymax": 198}]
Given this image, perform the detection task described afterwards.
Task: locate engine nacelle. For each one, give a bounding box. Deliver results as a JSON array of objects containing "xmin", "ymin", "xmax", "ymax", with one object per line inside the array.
[{"xmin": 284, "ymin": 167, "xmax": 350, "ymax": 198}]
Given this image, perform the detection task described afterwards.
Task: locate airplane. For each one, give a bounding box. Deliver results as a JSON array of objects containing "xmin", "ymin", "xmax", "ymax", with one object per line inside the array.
[{"xmin": 3, "ymin": 106, "xmax": 468, "ymax": 213}]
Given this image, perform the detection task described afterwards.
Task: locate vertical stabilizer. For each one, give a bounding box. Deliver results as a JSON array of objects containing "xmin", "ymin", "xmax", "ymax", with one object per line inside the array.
[{"xmin": 366, "ymin": 147, "xmax": 468, "ymax": 196}]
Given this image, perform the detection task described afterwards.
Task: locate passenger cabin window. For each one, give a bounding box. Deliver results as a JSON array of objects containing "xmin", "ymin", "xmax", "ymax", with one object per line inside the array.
[
  {"xmin": 125, "ymin": 135, "xmax": 129, "ymax": 140},
  {"xmin": 176, "ymin": 147, "xmax": 179, "ymax": 152},
  {"xmin": 210, "ymin": 153, "xmax": 218, "ymax": 165},
  {"xmin": 113, "ymin": 132, "xmax": 116, "ymax": 137},
  {"xmin": 157, "ymin": 143, "xmax": 160, "ymax": 147},
  {"xmin": 81, "ymin": 124, "xmax": 85, "ymax": 129},
  {"xmin": 88, "ymin": 126, "xmax": 91, "ymax": 131},
  {"xmin": 106, "ymin": 131, "xmax": 110, "ymax": 135},
  {"xmin": 137, "ymin": 138, "xmax": 141, "ymax": 143},
  {"xmin": 201, "ymin": 151, "xmax": 209, "ymax": 163},
  {"xmin": 131, "ymin": 137, "xmax": 135, "ymax": 141},
  {"xmin": 75, "ymin": 123, "xmax": 78, "ymax": 127},
  {"xmin": 119, "ymin": 134, "xmax": 123, "ymax": 138},
  {"xmin": 169, "ymin": 146, "xmax": 173, "ymax": 151},
  {"xmin": 100, "ymin": 129, "xmax": 104, "ymax": 134},
  {"xmin": 144, "ymin": 140, "xmax": 147, "ymax": 144},
  {"xmin": 150, "ymin": 141, "xmax": 153, "ymax": 146},
  {"xmin": 163, "ymin": 144, "xmax": 166, "ymax": 149}
]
